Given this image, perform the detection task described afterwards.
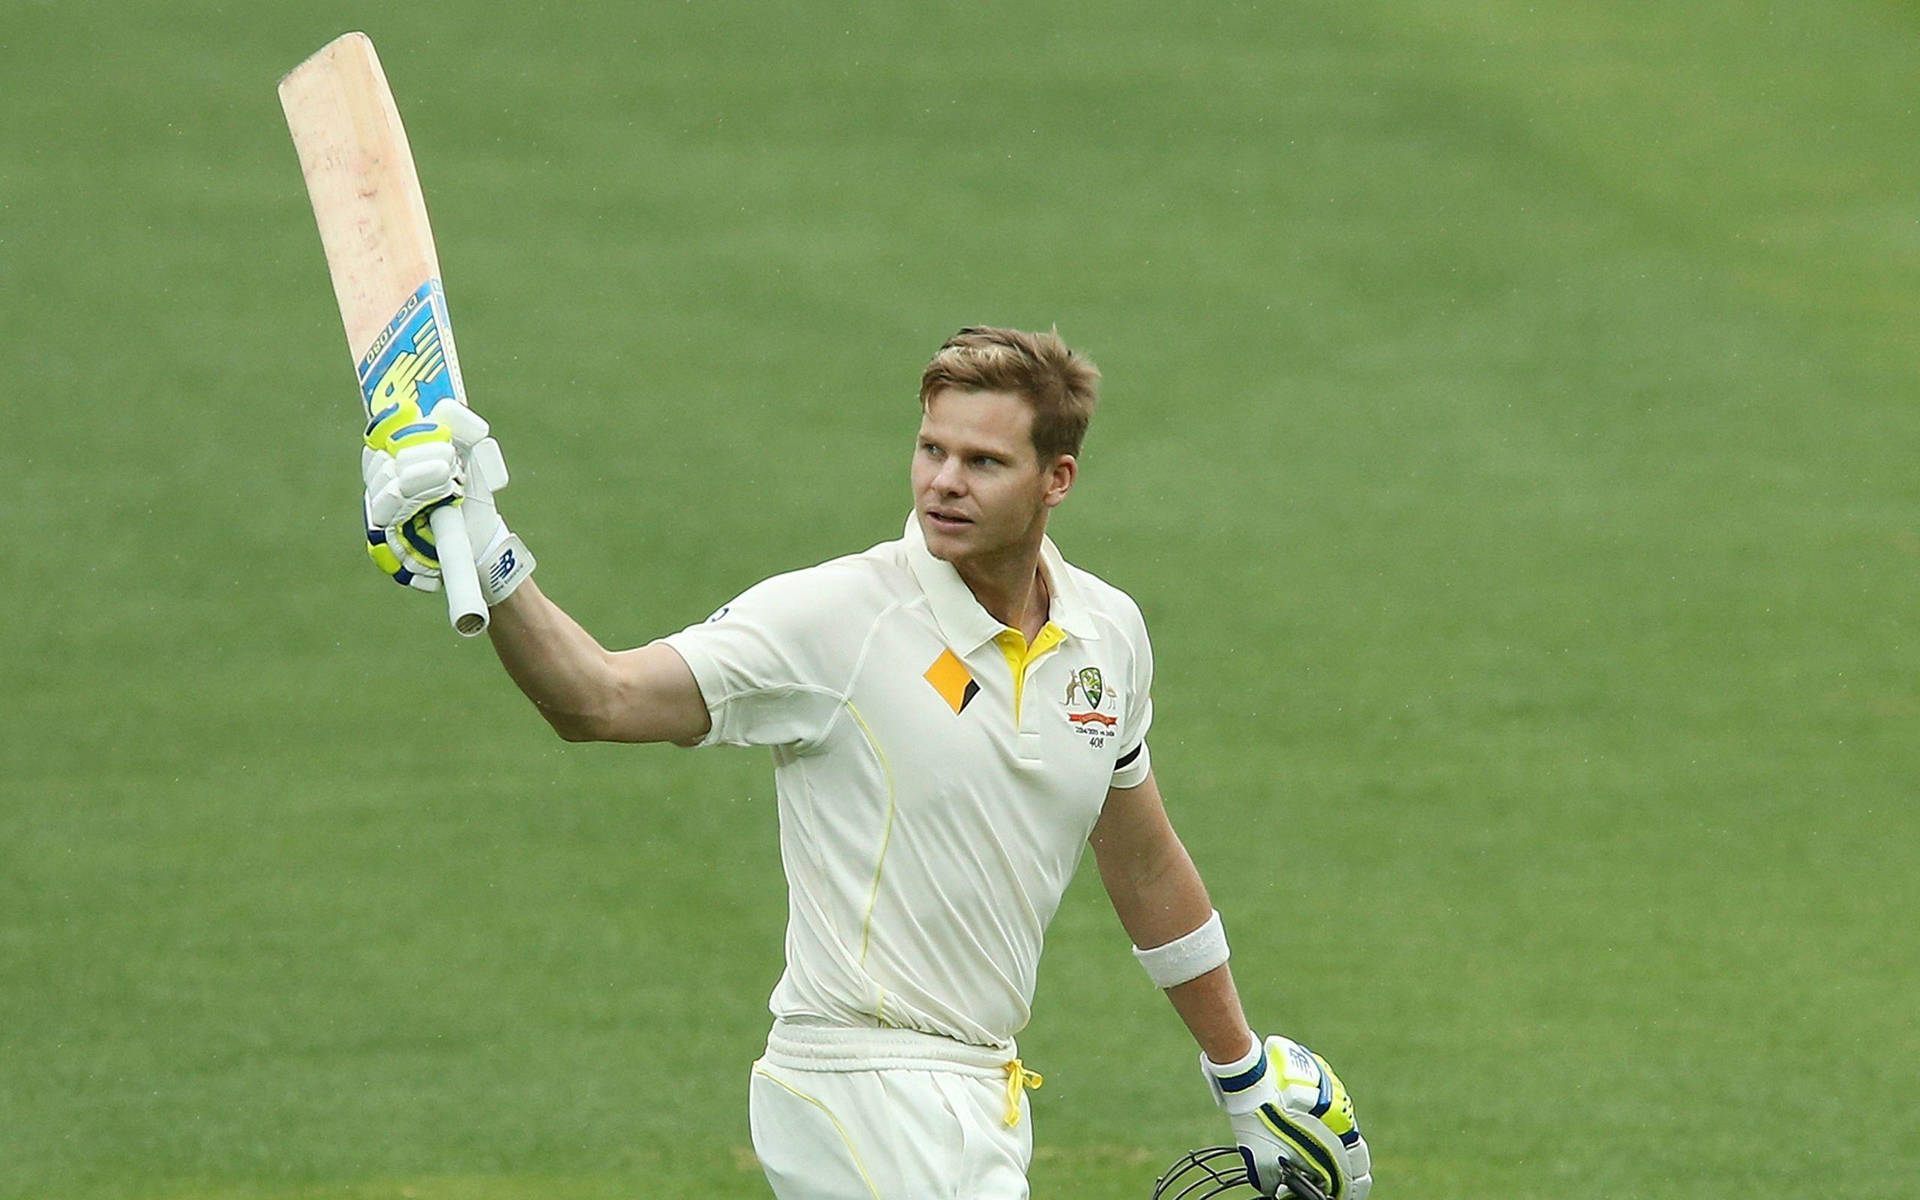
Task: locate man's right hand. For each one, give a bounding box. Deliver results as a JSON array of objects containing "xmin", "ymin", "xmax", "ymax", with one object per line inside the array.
[
  {"xmin": 1203, "ymin": 1034, "xmax": 1373, "ymax": 1199},
  {"xmin": 361, "ymin": 402, "xmax": 533, "ymax": 604}
]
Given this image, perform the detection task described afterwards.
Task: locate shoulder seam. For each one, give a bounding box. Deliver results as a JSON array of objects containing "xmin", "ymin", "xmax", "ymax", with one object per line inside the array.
[{"xmin": 817, "ymin": 594, "xmax": 917, "ymax": 746}]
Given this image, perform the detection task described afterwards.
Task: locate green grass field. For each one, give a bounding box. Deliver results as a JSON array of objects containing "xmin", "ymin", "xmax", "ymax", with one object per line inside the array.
[{"xmin": 5, "ymin": 2, "xmax": 1917, "ymax": 1196}]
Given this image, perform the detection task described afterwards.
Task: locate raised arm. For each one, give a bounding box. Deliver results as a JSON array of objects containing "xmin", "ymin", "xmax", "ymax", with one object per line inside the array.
[
  {"xmin": 357, "ymin": 403, "xmax": 710, "ymax": 747},
  {"xmin": 486, "ymin": 580, "xmax": 711, "ymax": 745}
]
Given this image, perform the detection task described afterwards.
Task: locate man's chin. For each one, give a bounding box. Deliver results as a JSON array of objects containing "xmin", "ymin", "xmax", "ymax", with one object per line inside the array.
[
  {"xmin": 923, "ymin": 533, "xmax": 970, "ymax": 563},
  {"xmin": 918, "ymin": 513, "xmax": 977, "ymax": 558}
]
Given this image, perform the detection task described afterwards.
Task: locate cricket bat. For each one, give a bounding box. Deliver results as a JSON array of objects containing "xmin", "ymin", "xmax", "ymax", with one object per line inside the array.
[{"xmin": 279, "ymin": 32, "xmax": 488, "ymax": 637}]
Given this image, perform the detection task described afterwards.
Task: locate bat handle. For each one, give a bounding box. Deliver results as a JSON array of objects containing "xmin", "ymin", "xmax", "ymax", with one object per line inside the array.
[{"xmin": 429, "ymin": 504, "xmax": 488, "ymax": 636}]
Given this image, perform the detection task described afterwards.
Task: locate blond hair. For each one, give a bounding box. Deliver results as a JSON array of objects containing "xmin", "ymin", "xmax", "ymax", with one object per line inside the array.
[{"xmin": 919, "ymin": 326, "xmax": 1101, "ymax": 459}]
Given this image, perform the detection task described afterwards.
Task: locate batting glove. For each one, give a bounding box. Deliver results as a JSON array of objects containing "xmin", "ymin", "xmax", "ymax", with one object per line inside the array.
[
  {"xmin": 1203, "ymin": 1034, "xmax": 1372, "ymax": 1200},
  {"xmin": 362, "ymin": 402, "xmax": 534, "ymax": 604}
]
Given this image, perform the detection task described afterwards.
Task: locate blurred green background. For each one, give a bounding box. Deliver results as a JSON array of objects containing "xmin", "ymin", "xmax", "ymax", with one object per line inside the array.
[{"xmin": 4, "ymin": 1, "xmax": 1915, "ymax": 1196}]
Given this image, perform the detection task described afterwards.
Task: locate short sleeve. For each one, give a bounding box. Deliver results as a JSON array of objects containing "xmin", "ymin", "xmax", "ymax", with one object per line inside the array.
[
  {"xmin": 1110, "ymin": 599, "xmax": 1154, "ymax": 789},
  {"xmin": 658, "ymin": 568, "xmax": 852, "ymax": 750}
]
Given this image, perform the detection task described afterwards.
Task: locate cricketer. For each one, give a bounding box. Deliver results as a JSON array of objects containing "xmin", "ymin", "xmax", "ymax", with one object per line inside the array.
[{"xmin": 359, "ymin": 327, "xmax": 1374, "ymax": 1199}]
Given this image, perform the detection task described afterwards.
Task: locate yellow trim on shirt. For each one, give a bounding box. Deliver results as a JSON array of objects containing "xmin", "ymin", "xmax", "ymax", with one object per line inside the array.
[
  {"xmin": 994, "ymin": 622, "xmax": 1065, "ymax": 722},
  {"xmin": 847, "ymin": 701, "xmax": 897, "ymax": 971}
]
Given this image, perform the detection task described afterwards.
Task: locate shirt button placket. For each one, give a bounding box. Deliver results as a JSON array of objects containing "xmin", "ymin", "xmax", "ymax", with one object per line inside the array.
[{"xmin": 1016, "ymin": 665, "xmax": 1045, "ymax": 766}]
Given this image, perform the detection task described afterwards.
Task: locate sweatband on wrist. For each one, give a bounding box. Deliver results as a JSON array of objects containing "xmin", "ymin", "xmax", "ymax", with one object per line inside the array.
[
  {"xmin": 1132, "ymin": 908, "xmax": 1229, "ymax": 989},
  {"xmin": 476, "ymin": 526, "xmax": 535, "ymax": 605}
]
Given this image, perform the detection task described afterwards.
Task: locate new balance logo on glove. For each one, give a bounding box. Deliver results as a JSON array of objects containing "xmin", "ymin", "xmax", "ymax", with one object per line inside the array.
[{"xmin": 489, "ymin": 549, "xmax": 517, "ymax": 589}]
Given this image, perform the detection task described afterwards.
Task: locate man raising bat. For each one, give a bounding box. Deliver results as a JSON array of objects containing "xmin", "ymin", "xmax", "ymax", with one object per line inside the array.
[{"xmin": 284, "ymin": 27, "xmax": 1367, "ymax": 1200}]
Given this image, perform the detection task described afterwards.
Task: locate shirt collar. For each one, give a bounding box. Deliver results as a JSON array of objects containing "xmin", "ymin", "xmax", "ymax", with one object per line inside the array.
[{"xmin": 902, "ymin": 514, "xmax": 1100, "ymax": 653}]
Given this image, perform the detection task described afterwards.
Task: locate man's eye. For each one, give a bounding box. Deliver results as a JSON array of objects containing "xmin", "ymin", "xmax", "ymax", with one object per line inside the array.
[{"xmin": 972, "ymin": 456, "xmax": 999, "ymax": 468}]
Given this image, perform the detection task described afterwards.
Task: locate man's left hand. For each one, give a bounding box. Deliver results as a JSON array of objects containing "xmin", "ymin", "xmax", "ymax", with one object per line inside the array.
[{"xmin": 1203, "ymin": 1034, "xmax": 1372, "ymax": 1199}]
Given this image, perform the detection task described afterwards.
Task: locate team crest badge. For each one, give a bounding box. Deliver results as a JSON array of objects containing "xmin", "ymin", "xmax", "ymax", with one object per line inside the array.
[
  {"xmin": 1065, "ymin": 665, "xmax": 1119, "ymax": 745},
  {"xmin": 1075, "ymin": 667, "xmax": 1103, "ymax": 710}
]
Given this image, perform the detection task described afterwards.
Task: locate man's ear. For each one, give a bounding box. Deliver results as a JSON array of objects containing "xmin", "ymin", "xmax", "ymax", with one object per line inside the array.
[{"xmin": 1043, "ymin": 455, "xmax": 1078, "ymax": 508}]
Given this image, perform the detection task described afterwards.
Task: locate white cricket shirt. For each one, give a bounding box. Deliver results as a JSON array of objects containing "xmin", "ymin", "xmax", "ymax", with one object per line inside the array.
[{"xmin": 660, "ymin": 516, "xmax": 1154, "ymax": 1049}]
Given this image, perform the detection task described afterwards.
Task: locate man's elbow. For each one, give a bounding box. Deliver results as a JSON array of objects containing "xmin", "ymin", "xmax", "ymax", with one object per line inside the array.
[
  {"xmin": 538, "ymin": 699, "xmax": 705, "ymax": 746},
  {"xmin": 551, "ymin": 718, "xmax": 601, "ymax": 743},
  {"xmin": 538, "ymin": 701, "xmax": 613, "ymax": 743}
]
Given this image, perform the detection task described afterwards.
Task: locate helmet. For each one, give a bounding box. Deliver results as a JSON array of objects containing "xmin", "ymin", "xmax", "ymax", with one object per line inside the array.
[{"xmin": 1152, "ymin": 1146, "xmax": 1331, "ymax": 1200}]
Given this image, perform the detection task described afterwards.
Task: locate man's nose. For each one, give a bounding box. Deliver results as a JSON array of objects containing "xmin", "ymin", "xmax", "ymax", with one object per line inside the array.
[{"xmin": 931, "ymin": 458, "xmax": 967, "ymax": 494}]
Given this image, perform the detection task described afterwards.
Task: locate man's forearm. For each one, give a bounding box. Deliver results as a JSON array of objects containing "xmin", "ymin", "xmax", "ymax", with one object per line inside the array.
[
  {"xmin": 1168, "ymin": 964, "xmax": 1256, "ymax": 1065},
  {"xmin": 1132, "ymin": 878, "xmax": 1258, "ymax": 1064},
  {"xmin": 485, "ymin": 578, "xmax": 623, "ymax": 739},
  {"xmin": 484, "ymin": 580, "xmax": 712, "ymax": 745}
]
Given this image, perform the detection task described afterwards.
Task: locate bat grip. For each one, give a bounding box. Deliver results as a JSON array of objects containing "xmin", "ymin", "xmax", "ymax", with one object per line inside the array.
[{"xmin": 430, "ymin": 504, "xmax": 488, "ymax": 636}]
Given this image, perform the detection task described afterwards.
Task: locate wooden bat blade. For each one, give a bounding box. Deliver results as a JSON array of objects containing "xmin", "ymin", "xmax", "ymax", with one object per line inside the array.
[{"xmin": 279, "ymin": 32, "xmax": 442, "ymax": 361}]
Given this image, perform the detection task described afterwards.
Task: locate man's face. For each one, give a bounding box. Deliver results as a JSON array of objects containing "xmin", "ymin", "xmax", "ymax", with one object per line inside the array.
[{"xmin": 912, "ymin": 388, "xmax": 1074, "ymax": 569}]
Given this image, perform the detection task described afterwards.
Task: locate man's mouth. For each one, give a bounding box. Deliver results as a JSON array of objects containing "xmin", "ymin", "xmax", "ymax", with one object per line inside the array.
[{"xmin": 925, "ymin": 509, "xmax": 973, "ymax": 531}]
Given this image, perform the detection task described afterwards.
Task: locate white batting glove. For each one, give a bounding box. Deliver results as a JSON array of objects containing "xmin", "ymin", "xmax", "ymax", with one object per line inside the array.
[
  {"xmin": 361, "ymin": 403, "xmax": 534, "ymax": 603},
  {"xmin": 1203, "ymin": 1034, "xmax": 1372, "ymax": 1199}
]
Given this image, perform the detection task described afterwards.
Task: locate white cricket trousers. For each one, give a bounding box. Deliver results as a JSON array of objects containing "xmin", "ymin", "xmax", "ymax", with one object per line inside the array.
[{"xmin": 749, "ymin": 1021, "xmax": 1038, "ymax": 1200}]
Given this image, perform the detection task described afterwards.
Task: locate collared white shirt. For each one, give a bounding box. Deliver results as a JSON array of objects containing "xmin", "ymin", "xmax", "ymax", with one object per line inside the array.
[{"xmin": 661, "ymin": 516, "xmax": 1154, "ymax": 1048}]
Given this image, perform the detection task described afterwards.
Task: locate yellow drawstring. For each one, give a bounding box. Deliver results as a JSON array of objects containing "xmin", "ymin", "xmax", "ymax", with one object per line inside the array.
[{"xmin": 1003, "ymin": 1058, "xmax": 1044, "ymax": 1127}]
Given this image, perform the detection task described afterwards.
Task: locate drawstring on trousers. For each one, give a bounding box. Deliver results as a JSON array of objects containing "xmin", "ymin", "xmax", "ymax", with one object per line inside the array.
[{"xmin": 1002, "ymin": 1058, "xmax": 1044, "ymax": 1127}]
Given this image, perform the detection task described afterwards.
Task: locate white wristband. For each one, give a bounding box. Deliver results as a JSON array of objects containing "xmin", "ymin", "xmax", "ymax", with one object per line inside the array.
[
  {"xmin": 476, "ymin": 526, "xmax": 535, "ymax": 605},
  {"xmin": 1132, "ymin": 909, "xmax": 1229, "ymax": 989}
]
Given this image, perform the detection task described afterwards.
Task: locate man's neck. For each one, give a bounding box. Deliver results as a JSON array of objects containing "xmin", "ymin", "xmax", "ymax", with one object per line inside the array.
[{"xmin": 954, "ymin": 543, "xmax": 1050, "ymax": 643}]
